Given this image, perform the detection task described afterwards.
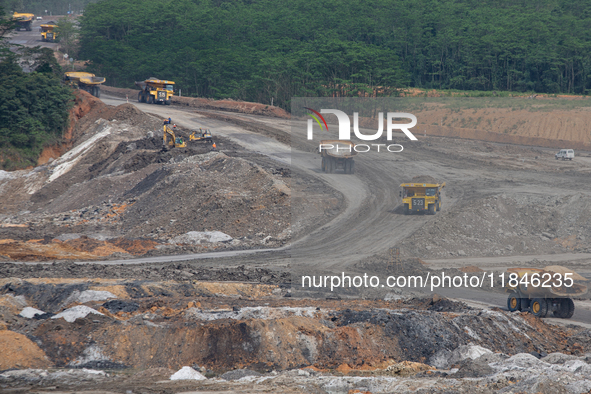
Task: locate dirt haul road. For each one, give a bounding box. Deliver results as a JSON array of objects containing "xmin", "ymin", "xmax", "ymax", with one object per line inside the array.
[
  {"xmin": 93, "ymin": 95, "xmax": 591, "ymax": 322},
  {"xmin": 98, "ymin": 95, "xmax": 453, "ymax": 270},
  {"xmin": 8, "ymin": 18, "xmax": 61, "ymax": 51}
]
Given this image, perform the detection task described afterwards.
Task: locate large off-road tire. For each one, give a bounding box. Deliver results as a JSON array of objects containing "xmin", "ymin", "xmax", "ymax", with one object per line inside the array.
[
  {"xmin": 147, "ymin": 95, "xmax": 154, "ymax": 104},
  {"xmin": 403, "ymin": 204, "xmax": 409, "ymax": 215},
  {"xmin": 507, "ymin": 292, "xmax": 521, "ymax": 312},
  {"xmin": 95, "ymin": 86, "xmax": 101, "ymax": 98},
  {"xmin": 165, "ymin": 100, "xmax": 172, "ymax": 106},
  {"xmin": 326, "ymin": 157, "xmax": 333, "ymax": 174},
  {"xmin": 349, "ymin": 159, "xmax": 355, "ymax": 174},
  {"xmin": 554, "ymin": 298, "xmax": 575, "ymax": 318},
  {"xmin": 321, "ymin": 157, "xmax": 325, "ymax": 172},
  {"xmin": 436, "ymin": 200, "xmax": 441, "ymax": 211},
  {"xmin": 428, "ymin": 203, "xmax": 436, "ymax": 215},
  {"xmin": 344, "ymin": 159, "xmax": 351, "ymax": 174},
  {"xmin": 531, "ymin": 298, "xmax": 548, "ymax": 318}
]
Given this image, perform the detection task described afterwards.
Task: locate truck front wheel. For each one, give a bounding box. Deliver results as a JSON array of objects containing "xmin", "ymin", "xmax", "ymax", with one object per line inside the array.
[
  {"xmin": 403, "ymin": 204, "xmax": 409, "ymax": 215},
  {"xmin": 507, "ymin": 292, "xmax": 522, "ymax": 312},
  {"xmin": 428, "ymin": 204, "xmax": 436, "ymax": 215}
]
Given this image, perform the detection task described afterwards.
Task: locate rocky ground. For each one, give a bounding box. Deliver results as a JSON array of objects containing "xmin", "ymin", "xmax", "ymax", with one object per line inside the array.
[
  {"xmin": 400, "ymin": 192, "xmax": 591, "ymax": 259},
  {"xmin": 1, "ymin": 277, "xmax": 591, "ymax": 393},
  {"xmin": 2, "ymin": 88, "xmax": 591, "ymax": 393},
  {"xmin": 0, "ymin": 92, "xmax": 340, "ymax": 261}
]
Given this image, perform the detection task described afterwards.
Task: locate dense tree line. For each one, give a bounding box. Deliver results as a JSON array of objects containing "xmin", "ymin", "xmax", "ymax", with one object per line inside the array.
[
  {"xmin": 0, "ymin": 7, "xmax": 74, "ymax": 170},
  {"xmin": 0, "ymin": 0, "xmax": 98, "ymax": 16},
  {"xmin": 76, "ymin": 0, "xmax": 591, "ymax": 108}
]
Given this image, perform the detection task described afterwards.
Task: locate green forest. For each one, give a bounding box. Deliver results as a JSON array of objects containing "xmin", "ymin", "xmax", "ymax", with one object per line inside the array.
[
  {"xmin": 0, "ymin": 7, "xmax": 74, "ymax": 170},
  {"xmin": 77, "ymin": 0, "xmax": 591, "ymax": 109},
  {"xmin": 0, "ymin": 0, "xmax": 98, "ymax": 16}
]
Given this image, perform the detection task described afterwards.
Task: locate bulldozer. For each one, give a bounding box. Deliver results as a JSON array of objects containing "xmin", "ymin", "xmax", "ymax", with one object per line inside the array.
[
  {"xmin": 189, "ymin": 128, "xmax": 213, "ymax": 143},
  {"xmin": 13, "ymin": 12, "xmax": 35, "ymax": 31},
  {"xmin": 399, "ymin": 180, "xmax": 445, "ymax": 215},
  {"xmin": 163, "ymin": 124, "xmax": 186, "ymax": 149},
  {"xmin": 135, "ymin": 78, "xmax": 174, "ymax": 105},
  {"xmin": 506, "ymin": 266, "xmax": 588, "ymax": 319},
  {"xmin": 64, "ymin": 72, "xmax": 106, "ymax": 98},
  {"xmin": 40, "ymin": 22, "xmax": 58, "ymax": 42}
]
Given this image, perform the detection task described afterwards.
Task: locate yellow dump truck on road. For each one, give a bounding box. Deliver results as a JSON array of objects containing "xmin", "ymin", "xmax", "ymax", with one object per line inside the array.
[
  {"xmin": 64, "ymin": 72, "xmax": 106, "ymax": 98},
  {"xmin": 400, "ymin": 180, "xmax": 445, "ymax": 215},
  {"xmin": 135, "ymin": 78, "xmax": 174, "ymax": 105},
  {"xmin": 13, "ymin": 12, "xmax": 35, "ymax": 31},
  {"xmin": 40, "ymin": 22, "xmax": 58, "ymax": 42},
  {"xmin": 319, "ymin": 140, "xmax": 356, "ymax": 174},
  {"xmin": 506, "ymin": 266, "xmax": 588, "ymax": 319}
]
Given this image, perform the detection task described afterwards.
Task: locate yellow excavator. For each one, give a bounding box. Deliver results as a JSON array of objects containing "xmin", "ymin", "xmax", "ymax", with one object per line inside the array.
[
  {"xmin": 40, "ymin": 22, "xmax": 58, "ymax": 42},
  {"xmin": 13, "ymin": 12, "xmax": 35, "ymax": 31},
  {"xmin": 135, "ymin": 78, "xmax": 174, "ymax": 105},
  {"xmin": 163, "ymin": 124, "xmax": 186, "ymax": 149},
  {"xmin": 64, "ymin": 72, "xmax": 106, "ymax": 98}
]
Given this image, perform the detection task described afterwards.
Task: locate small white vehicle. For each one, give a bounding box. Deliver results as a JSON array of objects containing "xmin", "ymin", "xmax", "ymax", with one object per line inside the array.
[{"xmin": 555, "ymin": 149, "xmax": 574, "ymax": 160}]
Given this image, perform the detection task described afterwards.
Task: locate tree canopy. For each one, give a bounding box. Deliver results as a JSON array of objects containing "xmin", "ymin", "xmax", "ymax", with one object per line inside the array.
[
  {"xmin": 0, "ymin": 0, "xmax": 99, "ymax": 16},
  {"xmin": 0, "ymin": 7, "xmax": 74, "ymax": 170},
  {"xmin": 77, "ymin": 0, "xmax": 591, "ymax": 108}
]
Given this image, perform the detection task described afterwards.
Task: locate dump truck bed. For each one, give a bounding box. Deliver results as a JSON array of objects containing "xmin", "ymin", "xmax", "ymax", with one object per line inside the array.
[
  {"xmin": 13, "ymin": 13, "xmax": 34, "ymax": 21},
  {"xmin": 65, "ymin": 72, "xmax": 105, "ymax": 86},
  {"xmin": 135, "ymin": 78, "xmax": 175, "ymax": 89},
  {"xmin": 400, "ymin": 182, "xmax": 446, "ymax": 188},
  {"xmin": 319, "ymin": 140, "xmax": 357, "ymax": 159},
  {"xmin": 506, "ymin": 267, "xmax": 588, "ymax": 297}
]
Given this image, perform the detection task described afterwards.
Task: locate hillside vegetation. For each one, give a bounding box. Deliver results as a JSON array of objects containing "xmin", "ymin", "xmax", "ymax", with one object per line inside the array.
[
  {"xmin": 0, "ymin": 8, "xmax": 74, "ymax": 170},
  {"xmin": 79, "ymin": 0, "xmax": 591, "ymax": 109},
  {"xmin": 0, "ymin": 0, "xmax": 98, "ymax": 15}
]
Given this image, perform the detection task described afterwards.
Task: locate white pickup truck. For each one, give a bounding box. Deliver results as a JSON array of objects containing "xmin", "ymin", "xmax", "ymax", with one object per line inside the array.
[{"xmin": 555, "ymin": 149, "xmax": 574, "ymax": 160}]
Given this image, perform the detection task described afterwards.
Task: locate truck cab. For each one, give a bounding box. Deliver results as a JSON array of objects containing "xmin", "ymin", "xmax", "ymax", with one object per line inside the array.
[
  {"xmin": 555, "ymin": 149, "xmax": 574, "ymax": 161},
  {"xmin": 400, "ymin": 182, "xmax": 445, "ymax": 215}
]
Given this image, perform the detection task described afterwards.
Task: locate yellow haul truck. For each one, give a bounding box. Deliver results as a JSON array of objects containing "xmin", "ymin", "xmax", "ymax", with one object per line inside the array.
[
  {"xmin": 135, "ymin": 78, "xmax": 174, "ymax": 105},
  {"xmin": 400, "ymin": 181, "xmax": 445, "ymax": 215},
  {"xmin": 319, "ymin": 140, "xmax": 357, "ymax": 174},
  {"xmin": 64, "ymin": 72, "xmax": 106, "ymax": 98},
  {"xmin": 40, "ymin": 22, "xmax": 58, "ymax": 42},
  {"xmin": 13, "ymin": 12, "xmax": 35, "ymax": 31},
  {"xmin": 506, "ymin": 266, "xmax": 588, "ymax": 319}
]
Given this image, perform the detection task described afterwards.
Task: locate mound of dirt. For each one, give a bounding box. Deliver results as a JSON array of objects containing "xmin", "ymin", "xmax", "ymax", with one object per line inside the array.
[
  {"xmin": 1, "ymin": 278, "xmax": 588, "ymax": 372},
  {"xmin": 399, "ymin": 193, "xmax": 591, "ymax": 259},
  {"xmin": 0, "ymin": 330, "xmax": 52, "ymax": 370},
  {"xmin": 0, "ymin": 99, "xmax": 295, "ymax": 258},
  {"xmin": 411, "ymin": 175, "xmax": 438, "ymax": 183}
]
